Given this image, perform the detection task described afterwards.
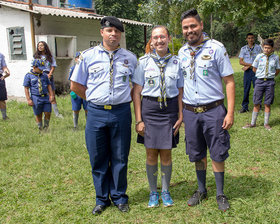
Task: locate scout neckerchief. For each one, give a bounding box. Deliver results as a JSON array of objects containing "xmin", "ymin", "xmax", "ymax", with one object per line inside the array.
[
  {"xmin": 187, "ymin": 32, "xmax": 210, "ymax": 80},
  {"xmin": 99, "ymin": 43, "xmax": 120, "ymax": 89},
  {"xmin": 265, "ymin": 52, "xmax": 273, "ymax": 77},
  {"xmin": 247, "ymin": 44, "xmax": 255, "ymax": 58},
  {"xmin": 150, "ymin": 49, "xmax": 172, "ymax": 108},
  {"xmin": 30, "ymin": 70, "xmax": 43, "ymax": 95}
]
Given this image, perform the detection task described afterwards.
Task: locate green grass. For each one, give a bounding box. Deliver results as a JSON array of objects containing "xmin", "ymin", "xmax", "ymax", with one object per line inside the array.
[{"xmin": 1, "ymin": 57, "xmax": 280, "ymax": 223}]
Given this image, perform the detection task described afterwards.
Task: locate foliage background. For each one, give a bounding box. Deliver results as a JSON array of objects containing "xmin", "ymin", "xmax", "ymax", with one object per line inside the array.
[{"xmin": 95, "ymin": 0, "xmax": 280, "ymax": 56}]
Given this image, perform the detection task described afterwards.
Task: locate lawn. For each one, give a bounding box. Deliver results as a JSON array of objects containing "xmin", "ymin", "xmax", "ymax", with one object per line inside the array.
[{"xmin": 1, "ymin": 57, "xmax": 280, "ymax": 223}]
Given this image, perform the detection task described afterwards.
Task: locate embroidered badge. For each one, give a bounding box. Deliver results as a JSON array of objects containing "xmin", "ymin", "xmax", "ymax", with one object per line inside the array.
[
  {"xmin": 173, "ymin": 60, "xmax": 178, "ymax": 64},
  {"xmin": 183, "ymin": 71, "xmax": 187, "ymax": 78},
  {"xmin": 224, "ymin": 52, "xmax": 228, "ymax": 56},
  {"xmin": 148, "ymin": 79, "xmax": 155, "ymax": 87},
  {"xmin": 105, "ymin": 21, "xmax": 110, "ymax": 26},
  {"xmin": 209, "ymin": 49, "xmax": 214, "ymax": 54},
  {"xmin": 203, "ymin": 69, "xmax": 208, "ymax": 76},
  {"xmin": 182, "ymin": 57, "xmax": 188, "ymax": 61},
  {"xmin": 122, "ymin": 76, "xmax": 127, "ymax": 82},
  {"xmin": 201, "ymin": 55, "xmax": 211, "ymax": 60},
  {"xmin": 124, "ymin": 59, "xmax": 128, "ymax": 64}
]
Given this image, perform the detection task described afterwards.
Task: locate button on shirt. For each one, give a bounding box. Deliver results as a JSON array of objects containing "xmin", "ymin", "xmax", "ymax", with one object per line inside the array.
[
  {"xmin": 132, "ymin": 54, "xmax": 183, "ymax": 98},
  {"xmin": 0, "ymin": 53, "xmax": 7, "ymax": 73},
  {"xmin": 239, "ymin": 44, "xmax": 262, "ymax": 64},
  {"xmin": 70, "ymin": 46, "xmax": 137, "ymax": 105},
  {"xmin": 252, "ymin": 53, "xmax": 280, "ymax": 78},
  {"xmin": 178, "ymin": 39, "xmax": 234, "ymax": 105},
  {"xmin": 23, "ymin": 71, "xmax": 51, "ymax": 95}
]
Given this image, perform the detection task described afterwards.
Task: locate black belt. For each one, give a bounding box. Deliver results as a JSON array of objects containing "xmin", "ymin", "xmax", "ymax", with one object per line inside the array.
[
  {"xmin": 88, "ymin": 101, "xmax": 129, "ymax": 110},
  {"xmin": 184, "ymin": 99, "xmax": 224, "ymax": 113},
  {"xmin": 143, "ymin": 96, "xmax": 176, "ymax": 102},
  {"xmin": 259, "ymin": 78, "xmax": 274, "ymax": 81}
]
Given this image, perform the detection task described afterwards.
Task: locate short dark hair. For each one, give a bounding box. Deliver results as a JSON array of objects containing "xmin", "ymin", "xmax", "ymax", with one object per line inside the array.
[
  {"xmin": 151, "ymin": 25, "xmax": 170, "ymax": 37},
  {"xmin": 181, "ymin": 9, "xmax": 201, "ymax": 22},
  {"xmin": 263, "ymin": 39, "xmax": 274, "ymax": 48},
  {"xmin": 246, "ymin": 33, "xmax": 254, "ymax": 38}
]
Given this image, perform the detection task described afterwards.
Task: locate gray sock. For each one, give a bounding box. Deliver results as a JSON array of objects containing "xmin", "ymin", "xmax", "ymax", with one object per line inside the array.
[
  {"xmin": 44, "ymin": 119, "xmax": 50, "ymax": 128},
  {"xmin": 264, "ymin": 112, "xmax": 270, "ymax": 125},
  {"xmin": 37, "ymin": 121, "xmax": 43, "ymax": 130},
  {"xmin": 73, "ymin": 112, "xmax": 79, "ymax": 128},
  {"xmin": 251, "ymin": 111, "xmax": 259, "ymax": 125},
  {"xmin": 196, "ymin": 170, "xmax": 207, "ymax": 193},
  {"xmin": 85, "ymin": 112, "xmax": 87, "ymax": 120},
  {"xmin": 161, "ymin": 163, "xmax": 172, "ymax": 192},
  {"xmin": 52, "ymin": 104, "xmax": 60, "ymax": 116},
  {"xmin": 146, "ymin": 164, "xmax": 158, "ymax": 192},
  {"xmin": 214, "ymin": 172, "xmax": 224, "ymax": 196},
  {"xmin": 1, "ymin": 108, "xmax": 7, "ymax": 119}
]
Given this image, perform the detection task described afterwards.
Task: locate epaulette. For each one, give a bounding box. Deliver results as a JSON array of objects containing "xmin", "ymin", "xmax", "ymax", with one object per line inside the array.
[
  {"xmin": 139, "ymin": 54, "xmax": 149, "ymax": 60},
  {"xmin": 210, "ymin": 39, "xmax": 224, "ymax": 48}
]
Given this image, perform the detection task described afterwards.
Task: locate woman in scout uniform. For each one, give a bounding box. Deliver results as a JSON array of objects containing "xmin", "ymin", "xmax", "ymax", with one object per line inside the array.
[
  {"xmin": 132, "ymin": 25, "xmax": 183, "ymax": 208},
  {"xmin": 33, "ymin": 41, "xmax": 63, "ymax": 118}
]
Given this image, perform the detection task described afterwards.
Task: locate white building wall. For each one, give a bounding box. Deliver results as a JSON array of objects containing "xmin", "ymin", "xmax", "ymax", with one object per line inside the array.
[{"xmin": 0, "ymin": 6, "xmax": 33, "ymax": 97}]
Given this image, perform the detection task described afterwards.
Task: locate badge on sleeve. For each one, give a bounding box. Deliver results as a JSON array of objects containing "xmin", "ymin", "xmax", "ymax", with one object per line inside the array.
[
  {"xmin": 122, "ymin": 76, "xmax": 127, "ymax": 82},
  {"xmin": 124, "ymin": 59, "xmax": 128, "ymax": 64},
  {"xmin": 224, "ymin": 52, "xmax": 228, "ymax": 56}
]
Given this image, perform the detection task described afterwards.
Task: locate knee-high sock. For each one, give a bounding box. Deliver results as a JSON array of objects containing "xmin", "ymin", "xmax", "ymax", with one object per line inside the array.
[
  {"xmin": 1, "ymin": 108, "xmax": 7, "ymax": 119},
  {"xmin": 196, "ymin": 170, "xmax": 207, "ymax": 193},
  {"xmin": 251, "ymin": 111, "xmax": 259, "ymax": 125},
  {"xmin": 161, "ymin": 163, "xmax": 172, "ymax": 192},
  {"xmin": 52, "ymin": 104, "xmax": 60, "ymax": 116},
  {"xmin": 214, "ymin": 172, "xmax": 224, "ymax": 196},
  {"xmin": 73, "ymin": 112, "xmax": 79, "ymax": 128},
  {"xmin": 264, "ymin": 112, "xmax": 270, "ymax": 125},
  {"xmin": 146, "ymin": 164, "xmax": 158, "ymax": 192}
]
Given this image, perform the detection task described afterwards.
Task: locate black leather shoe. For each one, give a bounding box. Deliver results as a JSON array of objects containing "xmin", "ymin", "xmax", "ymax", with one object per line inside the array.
[
  {"xmin": 116, "ymin": 203, "xmax": 129, "ymax": 212},
  {"xmin": 92, "ymin": 205, "xmax": 108, "ymax": 215}
]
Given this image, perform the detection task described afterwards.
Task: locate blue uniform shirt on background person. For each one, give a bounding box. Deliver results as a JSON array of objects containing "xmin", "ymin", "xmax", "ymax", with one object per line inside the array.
[
  {"xmin": 252, "ymin": 53, "xmax": 280, "ymax": 78},
  {"xmin": 179, "ymin": 39, "xmax": 234, "ymax": 105},
  {"xmin": 0, "ymin": 53, "xmax": 7, "ymax": 73},
  {"xmin": 132, "ymin": 53, "xmax": 183, "ymax": 97},
  {"xmin": 239, "ymin": 44, "xmax": 262, "ymax": 64},
  {"xmin": 23, "ymin": 71, "xmax": 51, "ymax": 96},
  {"xmin": 71, "ymin": 45, "xmax": 137, "ymax": 105}
]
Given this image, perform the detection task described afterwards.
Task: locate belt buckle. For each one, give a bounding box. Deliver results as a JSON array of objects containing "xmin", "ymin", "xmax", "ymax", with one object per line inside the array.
[
  {"xmin": 194, "ymin": 106, "xmax": 206, "ymax": 113},
  {"xmin": 157, "ymin": 97, "xmax": 162, "ymax": 102},
  {"xmin": 41, "ymin": 94, "xmax": 45, "ymax": 97},
  {"xmin": 264, "ymin": 78, "xmax": 267, "ymax": 81},
  {"xmin": 104, "ymin": 105, "xmax": 112, "ymax": 110}
]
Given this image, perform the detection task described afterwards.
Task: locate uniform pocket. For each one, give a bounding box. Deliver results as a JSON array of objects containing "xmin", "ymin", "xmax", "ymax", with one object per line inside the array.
[{"xmin": 218, "ymin": 129, "xmax": 230, "ymax": 155}]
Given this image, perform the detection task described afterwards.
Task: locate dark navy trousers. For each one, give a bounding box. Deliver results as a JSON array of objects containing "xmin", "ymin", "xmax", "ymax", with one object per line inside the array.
[
  {"xmin": 242, "ymin": 69, "xmax": 256, "ymax": 110},
  {"xmin": 85, "ymin": 102, "xmax": 131, "ymax": 206}
]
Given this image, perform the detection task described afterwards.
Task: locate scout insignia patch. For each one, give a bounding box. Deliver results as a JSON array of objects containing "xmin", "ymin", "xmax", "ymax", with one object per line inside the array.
[
  {"xmin": 122, "ymin": 76, "xmax": 127, "ymax": 82},
  {"xmin": 148, "ymin": 79, "xmax": 155, "ymax": 87},
  {"xmin": 201, "ymin": 55, "xmax": 211, "ymax": 60},
  {"xmin": 224, "ymin": 52, "xmax": 227, "ymax": 56},
  {"xmin": 124, "ymin": 59, "xmax": 128, "ymax": 64},
  {"xmin": 105, "ymin": 21, "xmax": 110, "ymax": 26},
  {"xmin": 173, "ymin": 60, "xmax": 178, "ymax": 64},
  {"xmin": 209, "ymin": 49, "xmax": 214, "ymax": 54},
  {"xmin": 183, "ymin": 71, "xmax": 187, "ymax": 78}
]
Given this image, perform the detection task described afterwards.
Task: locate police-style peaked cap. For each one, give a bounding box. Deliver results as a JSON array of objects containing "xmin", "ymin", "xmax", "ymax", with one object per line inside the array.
[{"xmin": 100, "ymin": 16, "xmax": 124, "ymax": 32}]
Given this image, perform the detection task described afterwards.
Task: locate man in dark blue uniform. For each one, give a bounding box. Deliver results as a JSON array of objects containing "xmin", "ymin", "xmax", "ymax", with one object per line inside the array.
[{"xmin": 70, "ymin": 16, "xmax": 137, "ymax": 215}]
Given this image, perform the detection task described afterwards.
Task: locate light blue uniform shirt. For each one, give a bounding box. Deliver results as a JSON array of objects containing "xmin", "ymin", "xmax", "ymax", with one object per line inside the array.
[
  {"xmin": 252, "ymin": 53, "xmax": 280, "ymax": 78},
  {"xmin": 31, "ymin": 55, "xmax": 57, "ymax": 72},
  {"xmin": 132, "ymin": 54, "xmax": 183, "ymax": 98},
  {"xmin": 70, "ymin": 45, "xmax": 137, "ymax": 105},
  {"xmin": 178, "ymin": 39, "xmax": 234, "ymax": 105},
  {"xmin": 239, "ymin": 44, "xmax": 262, "ymax": 64},
  {"xmin": 0, "ymin": 53, "xmax": 7, "ymax": 73}
]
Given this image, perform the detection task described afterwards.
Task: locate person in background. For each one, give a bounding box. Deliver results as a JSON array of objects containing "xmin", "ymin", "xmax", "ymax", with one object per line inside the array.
[
  {"xmin": 133, "ymin": 25, "xmax": 183, "ymax": 208},
  {"xmin": 23, "ymin": 59, "xmax": 54, "ymax": 131},
  {"xmin": 179, "ymin": 9, "xmax": 235, "ymax": 211},
  {"xmin": 68, "ymin": 52, "xmax": 88, "ymax": 130},
  {"xmin": 33, "ymin": 41, "xmax": 63, "ymax": 118},
  {"xmin": 243, "ymin": 39, "xmax": 280, "ymax": 130},
  {"xmin": 145, "ymin": 39, "xmax": 154, "ymax": 55},
  {"xmin": 0, "ymin": 52, "xmax": 10, "ymax": 120},
  {"xmin": 239, "ymin": 33, "xmax": 262, "ymax": 113}
]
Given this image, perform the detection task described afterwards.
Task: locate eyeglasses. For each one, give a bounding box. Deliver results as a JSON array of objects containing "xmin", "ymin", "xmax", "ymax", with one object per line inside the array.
[{"xmin": 152, "ymin": 35, "xmax": 167, "ymax": 41}]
